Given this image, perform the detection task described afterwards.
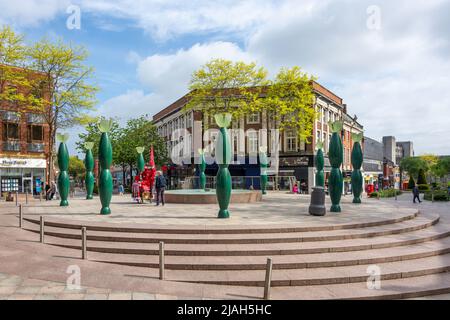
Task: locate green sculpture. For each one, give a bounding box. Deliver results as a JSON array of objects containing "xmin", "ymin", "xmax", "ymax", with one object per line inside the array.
[
  {"xmin": 98, "ymin": 119, "xmax": 113, "ymax": 215},
  {"xmin": 198, "ymin": 148, "xmax": 207, "ymax": 190},
  {"xmin": 84, "ymin": 142, "xmax": 95, "ymax": 200},
  {"xmin": 136, "ymin": 147, "xmax": 145, "ymax": 173},
  {"xmin": 351, "ymin": 133, "xmax": 364, "ymax": 204},
  {"xmin": 315, "ymin": 141, "xmax": 325, "ymax": 187},
  {"xmin": 214, "ymin": 113, "xmax": 232, "ymax": 219},
  {"xmin": 57, "ymin": 133, "xmax": 70, "ymax": 207},
  {"xmin": 328, "ymin": 121, "xmax": 344, "ymax": 212},
  {"xmin": 259, "ymin": 146, "xmax": 268, "ymax": 195}
]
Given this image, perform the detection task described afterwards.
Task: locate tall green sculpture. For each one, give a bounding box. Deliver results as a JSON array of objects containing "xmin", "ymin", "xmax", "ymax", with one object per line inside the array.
[
  {"xmin": 57, "ymin": 133, "xmax": 70, "ymax": 207},
  {"xmin": 259, "ymin": 146, "xmax": 268, "ymax": 195},
  {"xmin": 214, "ymin": 113, "xmax": 232, "ymax": 219},
  {"xmin": 98, "ymin": 119, "xmax": 113, "ymax": 215},
  {"xmin": 351, "ymin": 133, "xmax": 364, "ymax": 204},
  {"xmin": 136, "ymin": 147, "xmax": 145, "ymax": 173},
  {"xmin": 315, "ymin": 141, "xmax": 325, "ymax": 187},
  {"xmin": 198, "ymin": 148, "xmax": 207, "ymax": 190},
  {"xmin": 84, "ymin": 142, "xmax": 95, "ymax": 200},
  {"xmin": 328, "ymin": 121, "xmax": 344, "ymax": 212}
]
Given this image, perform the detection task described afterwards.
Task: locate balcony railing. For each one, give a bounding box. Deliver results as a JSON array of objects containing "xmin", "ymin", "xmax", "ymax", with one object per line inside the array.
[
  {"xmin": 28, "ymin": 143, "xmax": 45, "ymax": 153},
  {"xmin": 27, "ymin": 113, "xmax": 45, "ymax": 124},
  {"xmin": 2, "ymin": 141, "xmax": 21, "ymax": 152}
]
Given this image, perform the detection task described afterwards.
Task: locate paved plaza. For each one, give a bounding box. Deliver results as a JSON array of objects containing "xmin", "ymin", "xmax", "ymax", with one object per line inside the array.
[{"xmin": 0, "ymin": 191, "xmax": 449, "ymax": 300}]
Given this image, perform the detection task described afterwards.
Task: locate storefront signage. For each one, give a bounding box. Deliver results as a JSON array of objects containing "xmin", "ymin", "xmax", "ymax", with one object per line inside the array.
[
  {"xmin": 0, "ymin": 158, "xmax": 46, "ymax": 169},
  {"xmin": 280, "ymin": 155, "xmax": 314, "ymax": 167}
]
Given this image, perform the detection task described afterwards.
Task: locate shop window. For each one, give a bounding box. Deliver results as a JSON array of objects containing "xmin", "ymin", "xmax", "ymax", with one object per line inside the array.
[
  {"xmin": 27, "ymin": 125, "xmax": 44, "ymax": 142},
  {"xmin": 2, "ymin": 122, "xmax": 19, "ymax": 141}
]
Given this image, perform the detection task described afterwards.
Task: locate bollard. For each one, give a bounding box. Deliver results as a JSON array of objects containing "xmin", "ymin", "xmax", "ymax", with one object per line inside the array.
[
  {"xmin": 19, "ymin": 204, "xmax": 23, "ymax": 228},
  {"xmin": 40, "ymin": 216, "xmax": 45, "ymax": 243},
  {"xmin": 81, "ymin": 227, "xmax": 87, "ymax": 260},
  {"xmin": 25, "ymin": 191, "xmax": 28, "ymax": 204},
  {"xmin": 159, "ymin": 241, "xmax": 165, "ymax": 280},
  {"xmin": 15, "ymin": 191, "xmax": 18, "ymax": 206},
  {"xmin": 39, "ymin": 191, "xmax": 42, "ymax": 202},
  {"xmin": 263, "ymin": 258, "xmax": 273, "ymax": 300}
]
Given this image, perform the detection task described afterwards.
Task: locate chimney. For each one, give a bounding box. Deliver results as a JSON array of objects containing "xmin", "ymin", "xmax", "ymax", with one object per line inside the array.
[{"xmin": 343, "ymin": 103, "xmax": 347, "ymax": 114}]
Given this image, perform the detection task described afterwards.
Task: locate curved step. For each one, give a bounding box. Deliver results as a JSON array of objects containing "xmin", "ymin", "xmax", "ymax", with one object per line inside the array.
[
  {"xmin": 22, "ymin": 211, "xmax": 418, "ymax": 234},
  {"xmin": 22, "ymin": 214, "xmax": 438, "ymax": 245},
  {"xmin": 42, "ymin": 223, "xmax": 450, "ymax": 256},
  {"xmin": 75, "ymin": 236, "xmax": 450, "ymax": 271}
]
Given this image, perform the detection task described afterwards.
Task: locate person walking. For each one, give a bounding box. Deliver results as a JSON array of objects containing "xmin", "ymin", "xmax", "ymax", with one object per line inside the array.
[
  {"xmin": 413, "ymin": 184, "xmax": 422, "ymax": 203},
  {"xmin": 118, "ymin": 183, "xmax": 124, "ymax": 196},
  {"xmin": 155, "ymin": 171, "xmax": 166, "ymax": 206}
]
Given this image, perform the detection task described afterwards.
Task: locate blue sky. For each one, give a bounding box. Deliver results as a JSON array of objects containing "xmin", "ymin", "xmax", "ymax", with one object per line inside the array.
[{"xmin": 1, "ymin": 0, "xmax": 449, "ymax": 155}]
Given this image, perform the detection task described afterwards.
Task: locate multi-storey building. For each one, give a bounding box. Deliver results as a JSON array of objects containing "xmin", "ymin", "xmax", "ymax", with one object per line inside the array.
[
  {"xmin": 152, "ymin": 82, "xmax": 363, "ymax": 193},
  {"xmin": 396, "ymin": 141, "xmax": 414, "ymax": 164},
  {"xmin": 0, "ymin": 66, "xmax": 51, "ymax": 195}
]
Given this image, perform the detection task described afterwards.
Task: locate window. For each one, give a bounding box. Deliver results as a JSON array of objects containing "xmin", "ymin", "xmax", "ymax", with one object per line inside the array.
[
  {"xmin": 286, "ymin": 130, "xmax": 298, "ymax": 152},
  {"xmin": 329, "ymin": 111, "xmax": 333, "ymax": 123},
  {"xmin": 247, "ymin": 131, "xmax": 258, "ymax": 153},
  {"xmin": 316, "ymin": 130, "xmax": 321, "ymax": 144},
  {"xmin": 247, "ymin": 112, "xmax": 260, "ymax": 124},
  {"xmin": 27, "ymin": 125, "xmax": 43, "ymax": 142},
  {"xmin": 323, "ymin": 133, "xmax": 328, "ymax": 152},
  {"xmin": 2, "ymin": 123, "xmax": 19, "ymax": 141}
]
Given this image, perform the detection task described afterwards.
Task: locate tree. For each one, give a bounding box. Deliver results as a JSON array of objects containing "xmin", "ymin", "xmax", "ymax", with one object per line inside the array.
[
  {"xmin": 265, "ymin": 66, "xmax": 317, "ymax": 143},
  {"xmin": 68, "ymin": 156, "xmax": 85, "ymax": 182},
  {"xmin": 400, "ymin": 157, "xmax": 428, "ymax": 180},
  {"xmin": 417, "ymin": 168, "xmax": 427, "ymax": 185},
  {"xmin": 408, "ymin": 176, "xmax": 415, "ymax": 189},
  {"xmin": 185, "ymin": 59, "xmax": 268, "ymax": 121},
  {"xmin": 0, "ymin": 26, "xmax": 32, "ymax": 106},
  {"xmin": 28, "ymin": 38, "xmax": 98, "ymax": 184}
]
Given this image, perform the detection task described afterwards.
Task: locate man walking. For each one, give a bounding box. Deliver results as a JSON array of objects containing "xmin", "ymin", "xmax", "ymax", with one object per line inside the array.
[
  {"xmin": 155, "ymin": 171, "xmax": 166, "ymax": 206},
  {"xmin": 413, "ymin": 184, "xmax": 422, "ymax": 203}
]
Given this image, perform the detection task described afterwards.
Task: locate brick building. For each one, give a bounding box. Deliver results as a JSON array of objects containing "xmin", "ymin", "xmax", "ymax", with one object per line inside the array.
[
  {"xmin": 0, "ymin": 65, "xmax": 51, "ymax": 195},
  {"xmin": 152, "ymin": 81, "xmax": 363, "ymax": 193}
]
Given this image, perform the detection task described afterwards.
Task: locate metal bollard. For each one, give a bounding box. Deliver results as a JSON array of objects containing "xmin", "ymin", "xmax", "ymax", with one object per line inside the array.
[
  {"xmin": 39, "ymin": 191, "xmax": 42, "ymax": 202},
  {"xmin": 15, "ymin": 192, "xmax": 18, "ymax": 206},
  {"xmin": 40, "ymin": 216, "xmax": 45, "ymax": 243},
  {"xmin": 25, "ymin": 191, "xmax": 28, "ymax": 204},
  {"xmin": 81, "ymin": 227, "xmax": 87, "ymax": 260},
  {"xmin": 19, "ymin": 204, "xmax": 23, "ymax": 228},
  {"xmin": 263, "ymin": 258, "xmax": 273, "ymax": 300},
  {"xmin": 159, "ymin": 241, "xmax": 165, "ymax": 280}
]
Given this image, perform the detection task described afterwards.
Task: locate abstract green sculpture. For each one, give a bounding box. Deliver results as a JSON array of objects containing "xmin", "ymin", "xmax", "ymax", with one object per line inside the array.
[
  {"xmin": 315, "ymin": 141, "xmax": 325, "ymax": 187},
  {"xmin": 198, "ymin": 148, "xmax": 206, "ymax": 190},
  {"xmin": 57, "ymin": 133, "xmax": 70, "ymax": 207},
  {"xmin": 328, "ymin": 121, "xmax": 344, "ymax": 212},
  {"xmin": 351, "ymin": 133, "xmax": 364, "ymax": 204},
  {"xmin": 98, "ymin": 119, "xmax": 113, "ymax": 215},
  {"xmin": 214, "ymin": 113, "xmax": 232, "ymax": 219},
  {"xmin": 136, "ymin": 147, "xmax": 145, "ymax": 173},
  {"xmin": 259, "ymin": 146, "xmax": 268, "ymax": 195},
  {"xmin": 84, "ymin": 142, "xmax": 95, "ymax": 200}
]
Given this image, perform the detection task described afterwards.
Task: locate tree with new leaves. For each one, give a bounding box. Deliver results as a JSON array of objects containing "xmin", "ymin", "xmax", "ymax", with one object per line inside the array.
[
  {"xmin": 68, "ymin": 156, "xmax": 86, "ymax": 182},
  {"xmin": 28, "ymin": 38, "xmax": 98, "ymax": 183},
  {"xmin": 400, "ymin": 157, "xmax": 428, "ymax": 180}
]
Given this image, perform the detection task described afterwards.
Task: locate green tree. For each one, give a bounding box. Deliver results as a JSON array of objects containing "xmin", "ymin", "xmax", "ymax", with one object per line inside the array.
[
  {"xmin": 0, "ymin": 26, "xmax": 32, "ymax": 106},
  {"xmin": 417, "ymin": 168, "xmax": 427, "ymax": 185},
  {"xmin": 28, "ymin": 38, "xmax": 98, "ymax": 183},
  {"xmin": 68, "ymin": 156, "xmax": 86, "ymax": 181},
  {"xmin": 185, "ymin": 59, "xmax": 268, "ymax": 121},
  {"xmin": 400, "ymin": 157, "xmax": 428, "ymax": 180},
  {"xmin": 408, "ymin": 176, "xmax": 415, "ymax": 189}
]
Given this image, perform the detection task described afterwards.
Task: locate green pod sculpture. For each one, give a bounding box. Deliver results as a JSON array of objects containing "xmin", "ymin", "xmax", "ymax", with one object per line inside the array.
[
  {"xmin": 136, "ymin": 147, "xmax": 145, "ymax": 173},
  {"xmin": 214, "ymin": 113, "xmax": 232, "ymax": 219},
  {"xmin": 57, "ymin": 133, "xmax": 70, "ymax": 207},
  {"xmin": 198, "ymin": 148, "xmax": 207, "ymax": 190},
  {"xmin": 259, "ymin": 146, "xmax": 268, "ymax": 195},
  {"xmin": 328, "ymin": 121, "xmax": 344, "ymax": 212},
  {"xmin": 98, "ymin": 119, "xmax": 113, "ymax": 215},
  {"xmin": 351, "ymin": 133, "xmax": 364, "ymax": 204},
  {"xmin": 84, "ymin": 142, "xmax": 95, "ymax": 200},
  {"xmin": 315, "ymin": 142, "xmax": 325, "ymax": 187}
]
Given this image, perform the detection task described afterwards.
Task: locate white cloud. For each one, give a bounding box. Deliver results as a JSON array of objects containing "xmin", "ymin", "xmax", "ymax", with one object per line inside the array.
[{"xmin": 0, "ymin": 0, "xmax": 69, "ymax": 27}]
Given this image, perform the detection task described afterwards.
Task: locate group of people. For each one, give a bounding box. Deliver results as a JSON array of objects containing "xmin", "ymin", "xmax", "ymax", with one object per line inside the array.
[
  {"xmin": 132, "ymin": 171, "xmax": 167, "ymax": 206},
  {"xmin": 45, "ymin": 181, "xmax": 57, "ymax": 200},
  {"xmin": 292, "ymin": 181, "xmax": 308, "ymax": 194}
]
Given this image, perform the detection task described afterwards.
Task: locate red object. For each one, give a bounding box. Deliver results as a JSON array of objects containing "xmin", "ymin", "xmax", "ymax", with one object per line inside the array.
[{"xmin": 139, "ymin": 146, "xmax": 156, "ymax": 193}]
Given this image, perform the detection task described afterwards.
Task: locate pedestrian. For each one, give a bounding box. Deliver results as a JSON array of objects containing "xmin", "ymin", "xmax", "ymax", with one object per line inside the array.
[
  {"xmin": 155, "ymin": 171, "xmax": 166, "ymax": 206},
  {"xmin": 132, "ymin": 177, "xmax": 141, "ymax": 203},
  {"xmin": 118, "ymin": 183, "xmax": 124, "ymax": 196},
  {"xmin": 412, "ymin": 184, "xmax": 422, "ymax": 203},
  {"xmin": 49, "ymin": 181, "xmax": 56, "ymax": 200},
  {"xmin": 292, "ymin": 183, "xmax": 299, "ymax": 194}
]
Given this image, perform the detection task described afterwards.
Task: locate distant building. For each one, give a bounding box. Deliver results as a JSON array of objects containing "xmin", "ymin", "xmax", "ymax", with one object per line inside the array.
[
  {"xmin": 363, "ymin": 136, "xmax": 384, "ymax": 186},
  {"xmin": 396, "ymin": 141, "xmax": 414, "ymax": 164},
  {"xmin": 382, "ymin": 136, "xmax": 397, "ymax": 165}
]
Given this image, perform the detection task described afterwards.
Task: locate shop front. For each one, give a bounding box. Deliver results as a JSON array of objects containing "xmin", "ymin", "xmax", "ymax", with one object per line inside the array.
[{"xmin": 0, "ymin": 157, "xmax": 47, "ymax": 195}]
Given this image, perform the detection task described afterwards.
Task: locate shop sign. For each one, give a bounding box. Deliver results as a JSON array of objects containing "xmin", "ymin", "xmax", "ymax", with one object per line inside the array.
[{"xmin": 0, "ymin": 158, "xmax": 46, "ymax": 168}]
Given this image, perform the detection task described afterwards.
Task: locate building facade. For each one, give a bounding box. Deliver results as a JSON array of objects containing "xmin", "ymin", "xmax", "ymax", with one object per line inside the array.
[
  {"xmin": 0, "ymin": 67, "xmax": 51, "ymax": 195},
  {"xmin": 396, "ymin": 141, "xmax": 414, "ymax": 164},
  {"xmin": 152, "ymin": 82, "xmax": 363, "ymax": 193}
]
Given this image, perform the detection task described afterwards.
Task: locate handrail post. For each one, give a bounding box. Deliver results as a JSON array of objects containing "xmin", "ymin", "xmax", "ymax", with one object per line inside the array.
[
  {"xmin": 19, "ymin": 204, "xmax": 23, "ymax": 228},
  {"xmin": 81, "ymin": 227, "xmax": 87, "ymax": 260},
  {"xmin": 40, "ymin": 216, "xmax": 45, "ymax": 243},
  {"xmin": 263, "ymin": 257, "xmax": 273, "ymax": 300},
  {"xmin": 159, "ymin": 241, "xmax": 165, "ymax": 280}
]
